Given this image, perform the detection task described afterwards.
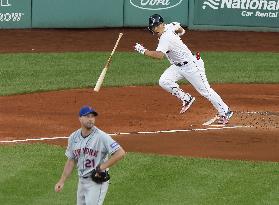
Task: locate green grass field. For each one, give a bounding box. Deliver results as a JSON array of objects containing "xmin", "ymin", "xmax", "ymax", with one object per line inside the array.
[
  {"xmin": 0, "ymin": 51, "xmax": 279, "ymax": 204},
  {"xmin": 0, "ymin": 144, "xmax": 278, "ymax": 205},
  {"xmin": 0, "ymin": 51, "xmax": 278, "ymax": 95}
]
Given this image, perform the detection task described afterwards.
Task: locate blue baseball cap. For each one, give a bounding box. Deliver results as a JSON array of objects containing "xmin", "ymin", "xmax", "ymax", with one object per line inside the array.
[{"xmin": 79, "ymin": 106, "xmax": 98, "ymax": 117}]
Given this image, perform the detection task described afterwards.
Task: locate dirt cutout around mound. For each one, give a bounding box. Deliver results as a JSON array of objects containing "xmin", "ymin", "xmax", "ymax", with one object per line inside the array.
[
  {"xmin": 1, "ymin": 84, "xmax": 278, "ymax": 162},
  {"xmin": 0, "ymin": 29, "xmax": 278, "ymax": 162}
]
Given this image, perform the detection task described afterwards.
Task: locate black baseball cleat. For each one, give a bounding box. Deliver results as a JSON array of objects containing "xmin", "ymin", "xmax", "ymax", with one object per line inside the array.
[{"xmin": 180, "ymin": 97, "xmax": 195, "ymax": 114}]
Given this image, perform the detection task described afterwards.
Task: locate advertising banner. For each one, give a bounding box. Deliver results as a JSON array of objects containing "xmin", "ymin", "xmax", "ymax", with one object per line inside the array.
[
  {"xmin": 193, "ymin": 0, "xmax": 279, "ymax": 28},
  {"xmin": 0, "ymin": 0, "xmax": 31, "ymax": 28},
  {"xmin": 124, "ymin": 0, "xmax": 189, "ymax": 27},
  {"xmin": 32, "ymin": 0, "xmax": 124, "ymax": 28}
]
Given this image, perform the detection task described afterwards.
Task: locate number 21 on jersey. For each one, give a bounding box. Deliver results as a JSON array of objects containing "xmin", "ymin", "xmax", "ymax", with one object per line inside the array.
[{"xmin": 85, "ymin": 159, "xmax": 95, "ymax": 168}]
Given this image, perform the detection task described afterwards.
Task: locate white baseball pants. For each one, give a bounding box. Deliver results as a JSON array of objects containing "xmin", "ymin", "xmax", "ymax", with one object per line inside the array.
[
  {"xmin": 77, "ymin": 177, "xmax": 109, "ymax": 205},
  {"xmin": 159, "ymin": 57, "xmax": 229, "ymax": 116}
]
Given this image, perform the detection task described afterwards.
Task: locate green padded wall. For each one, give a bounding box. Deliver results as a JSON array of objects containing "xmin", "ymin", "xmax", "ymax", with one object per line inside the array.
[
  {"xmin": 32, "ymin": 0, "xmax": 124, "ymax": 28},
  {"xmin": 189, "ymin": 0, "xmax": 279, "ymax": 31},
  {"xmin": 0, "ymin": 0, "xmax": 31, "ymax": 28}
]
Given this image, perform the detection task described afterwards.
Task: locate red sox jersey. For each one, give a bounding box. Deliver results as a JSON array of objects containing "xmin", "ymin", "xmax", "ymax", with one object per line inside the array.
[
  {"xmin": 156, "ymin": 22, "xmax": 230, "ymax": 118},
  {"xmin": 156, "ymin": 22, "xmax": 195, "ymax": 65},
  {"xmin": 65, "ymin": 127, "xmax": 120, "ymax": 177}
]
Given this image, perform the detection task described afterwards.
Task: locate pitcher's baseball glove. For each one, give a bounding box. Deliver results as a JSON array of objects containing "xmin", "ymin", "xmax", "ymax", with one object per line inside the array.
[{"xmin": 91, "ymin": 165, "xmax": 110, "ymax": 184}]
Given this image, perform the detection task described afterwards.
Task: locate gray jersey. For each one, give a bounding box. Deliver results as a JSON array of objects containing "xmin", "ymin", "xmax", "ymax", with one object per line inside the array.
[{"xmin": 65, "ymin": 127, "xmax": 120, "ymax": 177}]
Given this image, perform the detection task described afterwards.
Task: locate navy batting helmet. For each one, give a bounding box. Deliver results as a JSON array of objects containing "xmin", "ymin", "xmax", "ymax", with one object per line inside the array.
[{"xmin": 148, "ymin": 14, "xmax": 164, "ymax": 34}]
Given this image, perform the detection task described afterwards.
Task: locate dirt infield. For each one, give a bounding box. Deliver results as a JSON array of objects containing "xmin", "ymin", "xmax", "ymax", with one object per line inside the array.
[{"xmin": 0, "ymin": 29, "xmax": 278, "ymax": 162}]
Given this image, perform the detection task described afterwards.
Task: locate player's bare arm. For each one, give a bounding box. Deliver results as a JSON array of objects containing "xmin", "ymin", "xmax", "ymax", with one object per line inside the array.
[
  {"xmin": 99, "ymin": 147, "xmax": 125, "ymax": 171},
  {"xmin": 55, "ymin": 159, "xmax": 75, "ymax": 192}
]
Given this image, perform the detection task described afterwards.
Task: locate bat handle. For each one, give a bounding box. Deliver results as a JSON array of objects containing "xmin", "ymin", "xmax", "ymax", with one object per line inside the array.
[{"xmin": 94, "ymin": 67, "xmax": 108, "ymax": 92}]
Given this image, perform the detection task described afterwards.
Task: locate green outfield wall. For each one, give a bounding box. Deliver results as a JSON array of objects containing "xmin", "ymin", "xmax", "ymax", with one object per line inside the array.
[
  {"xmin": 0, "ymin": 0, "xmax": 31, "ymax": 28},
  {"xmin": 0, "ymin": 0, "xmax": 278, "ymax": 31},
  {"xmin": 189, "ymin": 0, "xmax": 279, "ymax": 31},
  {"xmin": 32, "ymin": 0, "xmax": 124, "ymax": 28}
]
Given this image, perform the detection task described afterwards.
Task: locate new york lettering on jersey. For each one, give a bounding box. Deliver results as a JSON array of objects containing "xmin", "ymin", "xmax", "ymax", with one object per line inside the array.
[{"xmin": 66, "ymin": 127, "xmax": 120, "ymax": 177}]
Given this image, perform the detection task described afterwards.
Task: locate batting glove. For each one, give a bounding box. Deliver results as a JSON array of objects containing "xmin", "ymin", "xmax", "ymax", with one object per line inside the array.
[{"xmin": 134, "ymin": 43, "xmax": 146, "ymax": 55}]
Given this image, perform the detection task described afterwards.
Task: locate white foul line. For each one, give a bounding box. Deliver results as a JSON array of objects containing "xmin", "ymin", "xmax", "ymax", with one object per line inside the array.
[{"xmin": 0, "ymin": 125, "xmax": 250, "ymax": 144}]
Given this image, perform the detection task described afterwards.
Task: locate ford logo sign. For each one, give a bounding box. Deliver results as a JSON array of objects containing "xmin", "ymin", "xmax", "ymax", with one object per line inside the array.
[{"xmin": 130, "ymin": 0, "xmax": 183, "ymax": 10}]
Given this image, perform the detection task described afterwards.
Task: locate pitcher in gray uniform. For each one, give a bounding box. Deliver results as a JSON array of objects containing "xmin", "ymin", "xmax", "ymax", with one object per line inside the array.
[{"xmin": 55, "ymin": 105, "xmax": 125, "ymax": 205}]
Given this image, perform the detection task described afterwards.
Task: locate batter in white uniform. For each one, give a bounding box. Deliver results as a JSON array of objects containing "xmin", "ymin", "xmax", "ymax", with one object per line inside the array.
[
  {"xmin": 134, "ymin": 14, "xmax": 233, "ymax": 124},
  {"xmin": 55, "ymin": 105, "xmax": 125, "ymax": 205}
]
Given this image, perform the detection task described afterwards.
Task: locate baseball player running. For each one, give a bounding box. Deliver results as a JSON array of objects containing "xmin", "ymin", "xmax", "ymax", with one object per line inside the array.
[
  {"xmin": 134, "ymin": 14, "xmax": 233, "ymax": 124},
  {"xmin": 55, "ymin": 105, "xmax": 125, "ymax": 205}
]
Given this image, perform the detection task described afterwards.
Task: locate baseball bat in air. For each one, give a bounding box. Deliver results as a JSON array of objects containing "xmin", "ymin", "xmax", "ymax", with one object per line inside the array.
[{"xmin": 94, "ymin": 33, "xmax": 123, "ymax": 92}]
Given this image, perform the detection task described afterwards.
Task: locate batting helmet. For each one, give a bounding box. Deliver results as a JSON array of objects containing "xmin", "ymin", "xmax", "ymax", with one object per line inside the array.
[{"xmin": 148, "ymin": 14, "xmax": 164, "ymax": 34}]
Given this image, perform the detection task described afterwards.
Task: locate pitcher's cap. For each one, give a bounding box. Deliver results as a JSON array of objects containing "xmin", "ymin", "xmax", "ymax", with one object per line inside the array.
[{"xmin": 79, "ymin": 106, "xmax": 98, "ymax": 117}]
